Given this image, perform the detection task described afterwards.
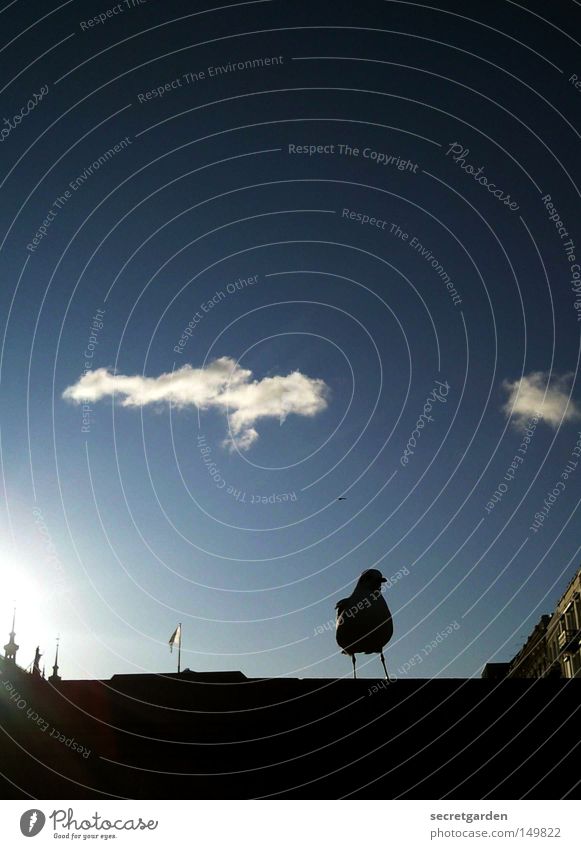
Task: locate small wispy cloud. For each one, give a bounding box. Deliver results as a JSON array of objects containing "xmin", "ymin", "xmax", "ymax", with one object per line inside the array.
[
  {"xmin": 63, "ymin": 356, "xmax": 330, "ymax": 451},
  {"xmin": 501, "ymin": 371, "xmax": 580, "ymax": 429}
]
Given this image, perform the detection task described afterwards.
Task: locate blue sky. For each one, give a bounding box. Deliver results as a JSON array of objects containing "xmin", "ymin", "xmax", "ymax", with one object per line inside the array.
[{"xmin": 1, "ymin": 0, "xmax": 581, "ymax": 680}]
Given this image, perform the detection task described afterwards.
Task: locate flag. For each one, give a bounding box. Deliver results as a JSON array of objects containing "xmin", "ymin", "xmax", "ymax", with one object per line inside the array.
[{"xmin": 169, "ymin": 624, "xmax": 181, "ymax": 653}]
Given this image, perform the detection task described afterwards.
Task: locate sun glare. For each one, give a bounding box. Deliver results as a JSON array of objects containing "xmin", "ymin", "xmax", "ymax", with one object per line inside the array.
[{"xmin": 0, "ymin": 548, "xmax": 55, "ymax": 670}]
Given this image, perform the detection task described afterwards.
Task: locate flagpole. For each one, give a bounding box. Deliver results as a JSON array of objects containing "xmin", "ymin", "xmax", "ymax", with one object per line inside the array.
[{"xmin": 177, "ymin": 622, "xmax": 181, "ymax": 674}]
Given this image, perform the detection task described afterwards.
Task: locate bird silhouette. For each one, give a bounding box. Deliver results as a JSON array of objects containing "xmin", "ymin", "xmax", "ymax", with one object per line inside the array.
[{"xmin": 335, "ymin": 568, "xmax": 394, "ymax": 680}]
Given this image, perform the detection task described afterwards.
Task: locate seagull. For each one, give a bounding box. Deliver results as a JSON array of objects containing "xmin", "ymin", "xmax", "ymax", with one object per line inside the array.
[{"xmin": 335, "ymin": 568, "xmax": 394, "ymax": 680}]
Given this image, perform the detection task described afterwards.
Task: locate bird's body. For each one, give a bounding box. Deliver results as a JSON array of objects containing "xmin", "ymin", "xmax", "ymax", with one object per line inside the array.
[{"xmin": 335, "ymin": 569, "xmax": 394, "ymax": 679}]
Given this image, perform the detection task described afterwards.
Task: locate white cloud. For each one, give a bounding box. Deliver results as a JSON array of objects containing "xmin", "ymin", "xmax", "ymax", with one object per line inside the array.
[
  {"xmin": 501, "ymin": 371, "xmax": 580, "ymax": 429},
  {"xmin": 63, "ymin": 356, "xmax": 330, "ymax": 451}
]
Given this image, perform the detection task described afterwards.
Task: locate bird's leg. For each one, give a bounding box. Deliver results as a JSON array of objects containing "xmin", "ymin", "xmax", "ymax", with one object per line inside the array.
[
  {"xmin": 351, "ymin": 654, "xmax": 357, "ymax": 679},
  {"xmin": 380, "ymin": 651, "xmax": 392, "ymax": 682}
]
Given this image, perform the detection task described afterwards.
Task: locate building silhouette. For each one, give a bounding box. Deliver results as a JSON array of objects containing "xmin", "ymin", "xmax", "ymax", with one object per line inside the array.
[
  {"xmin": 480, "ymin": 662, "xmax": 510, "ymax": 680},
  {"xmin": 1, "ymin": 599, "xmax": 580, "ymax": 799},
  {"xmin": 545, "ymin": 568, "xmax": 581, "ymax": 678},
  {"xmin": 506, "ymin": 615, "xmax": 552, "ymax": 679},
  {"xmin": 483, "ymin": 564, "xmax": 581, "ymax": 679}
]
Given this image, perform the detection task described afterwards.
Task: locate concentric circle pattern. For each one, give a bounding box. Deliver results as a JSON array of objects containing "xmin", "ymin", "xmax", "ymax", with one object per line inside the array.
[{"xmin": 1, "ymin": 0, "xmax": 580, "ymax": 802}]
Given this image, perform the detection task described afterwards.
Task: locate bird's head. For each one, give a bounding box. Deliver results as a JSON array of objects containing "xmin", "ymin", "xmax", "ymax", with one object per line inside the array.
[{"xmin": 356, "ymin": 568, "xmax": 387, "ymax": 591}]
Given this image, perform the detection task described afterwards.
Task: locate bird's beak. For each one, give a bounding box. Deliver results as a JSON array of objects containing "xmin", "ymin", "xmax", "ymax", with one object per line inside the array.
[{"xmin": 381, "ymin": 577, "xmax": 387, "ymax": 583}]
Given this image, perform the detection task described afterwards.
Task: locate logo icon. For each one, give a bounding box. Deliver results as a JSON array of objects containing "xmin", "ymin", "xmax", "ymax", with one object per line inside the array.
[{"xmin": 19, "ymin": 810, "xmax": 46, "ymax": 837}]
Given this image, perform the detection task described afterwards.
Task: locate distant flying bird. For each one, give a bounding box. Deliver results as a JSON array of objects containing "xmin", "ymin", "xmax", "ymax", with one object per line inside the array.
[
  {"xmin": 337, "ymin": 496, "xmax": 347, "ymax": 501},
  {"xmin": 335, "ymin": 569, "xmax": 394, "ymax": 680}
]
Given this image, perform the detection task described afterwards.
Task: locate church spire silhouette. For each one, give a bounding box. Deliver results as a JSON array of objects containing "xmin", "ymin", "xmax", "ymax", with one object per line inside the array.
[
  {"xmin": 3, "ymin": 608, "xmax": 19, "ymax": 663},
  {"xmin": 48, "ymin": 636, "xmax": 61, "ymax": 683}
]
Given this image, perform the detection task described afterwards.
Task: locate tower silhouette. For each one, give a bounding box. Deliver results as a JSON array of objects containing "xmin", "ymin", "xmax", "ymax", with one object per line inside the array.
[{"xmin": 3, "ymin": 608, "xmax": 19, "ymax": 663}]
